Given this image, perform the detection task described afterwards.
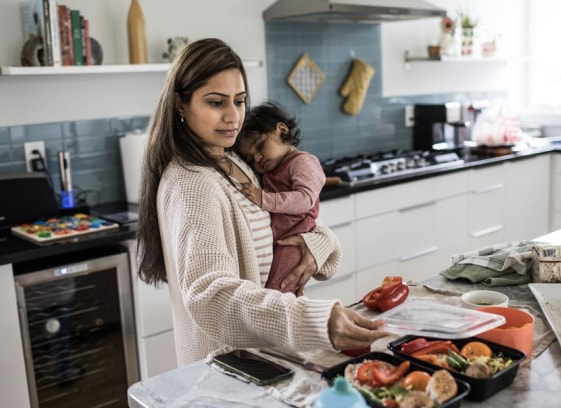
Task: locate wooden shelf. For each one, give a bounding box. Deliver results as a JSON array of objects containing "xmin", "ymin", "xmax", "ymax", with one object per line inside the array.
[
  {"xmin": 403, "ymin": 50, "xmax": 507, "ymax": 67},
  {"xmin": 0, "ymin": 60, "xmax": 263, "ymax": 76}
]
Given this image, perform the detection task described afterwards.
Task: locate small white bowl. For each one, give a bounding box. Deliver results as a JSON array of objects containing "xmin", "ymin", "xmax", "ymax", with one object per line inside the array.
[{"xmin": 461, "ymin": 290, "xmax": 509, "ymax": 309}]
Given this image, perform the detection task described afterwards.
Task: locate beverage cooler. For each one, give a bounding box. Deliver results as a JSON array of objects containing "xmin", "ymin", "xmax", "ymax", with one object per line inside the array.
[{"xmin": 13, "ymin": 245, "xmax": 139, "ymax": 408}]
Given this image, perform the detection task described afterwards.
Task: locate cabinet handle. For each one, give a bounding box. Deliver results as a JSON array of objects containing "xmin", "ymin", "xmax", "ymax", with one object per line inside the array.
[
  {"xmin": 398, "ymin": 200, "xmax": 436, "ymax": 213},
  {"xmin": 473, "ymin": 183, "xmax": 504, "ymax": 194},
  {"xmin": 399, "ymin": 245, "xmax": 439, "ymax": 261},
  {"xmin": 471, "ymin": 224, "xmax": 504, "ymax": 238}
]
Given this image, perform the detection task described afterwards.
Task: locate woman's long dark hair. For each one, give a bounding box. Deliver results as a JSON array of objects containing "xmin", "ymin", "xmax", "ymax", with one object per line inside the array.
[{"xmin": 136, "ymin": 38, "xmax": 250, "ymax": 286}]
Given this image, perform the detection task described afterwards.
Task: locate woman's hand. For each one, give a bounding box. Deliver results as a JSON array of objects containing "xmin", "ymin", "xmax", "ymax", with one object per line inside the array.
[
  {"xmin": 276, "ymin": 235, "xmax": 317, "ymax": 296},
  {"xmin": 328, "ymin": 304, "xmax": 389, "ymax": 350},
  {"xmin": 239, "ymin": 182, "xmax": 262, "ymax": 207}
]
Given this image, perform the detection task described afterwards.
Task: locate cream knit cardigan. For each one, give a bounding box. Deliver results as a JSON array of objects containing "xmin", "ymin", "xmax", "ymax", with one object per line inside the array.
[{"xmin": 157, "ymin": 153, "xmax": 342, "ymax": 366}]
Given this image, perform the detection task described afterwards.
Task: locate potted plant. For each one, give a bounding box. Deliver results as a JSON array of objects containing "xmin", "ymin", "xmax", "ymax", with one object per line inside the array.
[{"xmin": 457, "ymin": 7, "xmax": 479, "ymax": 55}]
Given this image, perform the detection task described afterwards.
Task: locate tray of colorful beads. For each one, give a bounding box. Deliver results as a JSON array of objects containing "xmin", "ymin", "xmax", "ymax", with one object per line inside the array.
[{"xmin": 11, "ymin": 213, "xmax": 119, "ymax": 244}]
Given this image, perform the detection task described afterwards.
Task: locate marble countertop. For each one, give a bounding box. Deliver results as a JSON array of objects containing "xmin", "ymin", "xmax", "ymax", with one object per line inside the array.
[{"xmin": 128, "ymin": 232, "xmax": 561, "ymax": 408}]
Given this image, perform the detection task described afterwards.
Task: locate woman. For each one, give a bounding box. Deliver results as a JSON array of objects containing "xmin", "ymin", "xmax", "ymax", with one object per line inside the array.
[{"xmin": 136, "ymin": 38, "xmax": 386, "ymax": 365}]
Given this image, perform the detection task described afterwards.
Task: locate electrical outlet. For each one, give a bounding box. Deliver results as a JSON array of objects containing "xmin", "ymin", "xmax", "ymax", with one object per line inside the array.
[
  {"xmin": 24, "ymin": 141, "xmax": 46, "ymax": 172},
  {"xmin": 405, "ymin": 105, "xmax": 415, "ymax": 127}
]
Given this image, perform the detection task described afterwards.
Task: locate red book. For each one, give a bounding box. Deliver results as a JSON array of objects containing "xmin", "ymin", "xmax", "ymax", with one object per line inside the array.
[
  {"xmin": 83, "ymin": 18, "xmax": 92, "ymax": 65},
  {"xmin": 57, "ymin": 4, "xmax": 73, "ymax": 66}
]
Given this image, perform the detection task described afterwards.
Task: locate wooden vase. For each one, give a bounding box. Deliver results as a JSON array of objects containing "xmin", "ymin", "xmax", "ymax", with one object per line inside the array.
[{"xmin": 127, "ymin": 0, "xmax": 148, "ymax": 64}]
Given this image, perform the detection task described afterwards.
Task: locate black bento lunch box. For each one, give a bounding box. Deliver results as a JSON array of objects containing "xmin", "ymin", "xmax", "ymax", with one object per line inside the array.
[
  {"xmin": 322, "ymin": 351, "xmax": 470, "ymax": 408},
  {"xmin": 387, "ymin": 335, "xmax": 525, "ymax": 401}
]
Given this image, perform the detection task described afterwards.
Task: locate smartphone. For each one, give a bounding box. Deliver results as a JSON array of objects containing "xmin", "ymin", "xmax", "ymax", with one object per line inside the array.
[{"xmin": 212, "ymin": 349, "xmax": 294, "ymax": 386}]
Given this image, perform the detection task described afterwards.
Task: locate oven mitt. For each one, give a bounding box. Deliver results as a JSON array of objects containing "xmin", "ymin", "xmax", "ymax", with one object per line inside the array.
[{"xmin": 339, "ymin": 59, "xmax": 375, "ymax": 116}]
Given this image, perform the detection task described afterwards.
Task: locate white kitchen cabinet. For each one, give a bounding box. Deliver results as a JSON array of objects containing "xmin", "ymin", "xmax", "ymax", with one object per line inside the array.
[
  {"xmin": 466, "ymin": 163, "xmax": 506, "ymax": 249},
  {"xmin": 305, "ymin": 272, "xmax": 357, "ymax": 306},
  {"xmin": 504, "ymin": 155, "xmax": 551, "ymax": 240},
  {"xmin": 550, "ymin": 155, "xmax": 561, "ymax": 231},
  {"xmin": 123, "ymin": 240, "xmax": 177, "ymax": 379},
  {"xmin": 355, "ymin": 171, "xmax": 469, "ymax": 276},
  {"xmin": 318, "ymin": 195, "xmax": 356, "ymax": 277},
  {"xmin": 0, "ymin": 263, "xmax": 30, "ymax": 408},
  {"xmin": 306, "ymin": 196, "xmax": 357, "ymax": 303}
]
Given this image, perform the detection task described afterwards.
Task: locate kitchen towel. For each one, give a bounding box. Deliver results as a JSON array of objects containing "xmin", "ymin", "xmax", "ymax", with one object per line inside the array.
[{"xmin": 439, "ymin": 241, "xmax": 548, "ymax": 286}]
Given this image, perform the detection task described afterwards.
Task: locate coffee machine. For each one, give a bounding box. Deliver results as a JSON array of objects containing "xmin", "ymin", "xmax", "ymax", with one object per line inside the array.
[{"xmin": 412, "ymin": 102, "xmax": 472, "ymax": 152}]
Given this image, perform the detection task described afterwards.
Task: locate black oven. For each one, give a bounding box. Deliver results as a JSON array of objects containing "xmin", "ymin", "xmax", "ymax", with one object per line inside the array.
[{"xmin": 14, "ymin": 246, "xmax": 138, "ymax": 408}]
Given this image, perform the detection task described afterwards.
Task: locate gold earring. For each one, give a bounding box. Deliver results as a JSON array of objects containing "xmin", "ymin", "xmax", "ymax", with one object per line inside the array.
[{"xmin": 180, "ymin": 113, "xmax": 185, "ymax": 123}]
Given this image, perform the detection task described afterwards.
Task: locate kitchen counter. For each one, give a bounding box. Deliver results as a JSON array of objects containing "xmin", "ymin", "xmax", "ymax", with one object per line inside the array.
[
  {"xmin": 320, "ymin": 144, "xmax": 559, "ymax": 201},
  {"xmin": 127, "ymin": 229, "xmax": 561, "ymax": 408}
]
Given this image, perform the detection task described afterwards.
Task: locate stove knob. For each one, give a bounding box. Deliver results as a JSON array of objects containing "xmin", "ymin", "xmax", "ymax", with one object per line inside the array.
[
  {"xmin": 396, "ymin": 160, "xmax": 406, "ymax": 170},
  {"xmin": 380, "ymin": 164, "xmax": 390, "ymax": 174}
]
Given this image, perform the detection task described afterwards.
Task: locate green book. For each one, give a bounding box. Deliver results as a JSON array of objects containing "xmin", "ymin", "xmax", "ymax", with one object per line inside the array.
[{"xmin": 69, "ymin": 9, "xmax": 83, "ymax": 66}]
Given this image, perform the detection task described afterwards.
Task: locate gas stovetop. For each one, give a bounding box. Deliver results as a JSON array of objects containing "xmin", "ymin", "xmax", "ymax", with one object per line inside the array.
[{"xmin": 322, "ymin": 150, "xmax": 464, "ymax": 186}]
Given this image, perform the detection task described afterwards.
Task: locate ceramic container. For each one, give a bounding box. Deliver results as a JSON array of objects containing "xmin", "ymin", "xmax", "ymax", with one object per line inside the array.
[{"xmin": 461, "ymin": 290, "xmax": 509, "ymax": 309}]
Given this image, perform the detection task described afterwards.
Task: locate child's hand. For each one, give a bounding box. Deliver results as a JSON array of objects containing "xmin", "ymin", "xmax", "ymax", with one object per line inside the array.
[{"xmin": 239, "ymin": 182, "xmax": 262, "ymax": 207}]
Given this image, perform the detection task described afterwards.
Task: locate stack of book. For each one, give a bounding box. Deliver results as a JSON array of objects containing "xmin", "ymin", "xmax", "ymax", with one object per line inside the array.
[{"xmin": 21, "ymin": 0, "xmax": 93, "ymax": 66}]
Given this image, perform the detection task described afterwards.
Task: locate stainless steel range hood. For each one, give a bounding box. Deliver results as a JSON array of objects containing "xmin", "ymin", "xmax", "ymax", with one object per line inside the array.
[{"xmin": 263, "ymin": 0, "xmax": 446, "ymax": 23}]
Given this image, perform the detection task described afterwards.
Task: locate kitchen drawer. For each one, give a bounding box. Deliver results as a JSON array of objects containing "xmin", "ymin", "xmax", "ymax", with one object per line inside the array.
[
  {"xmin": 468, "ymin": 166, "xmax": 505, "ymax": 244},
  {"xmin": 305, "ymin": 272, "xmax": 356, "ymax": 305},
  {"xmin": 355, "ymin": 171, "xmax": 468, "ymax": 219},
  {"xmin": 356, "ymin": 194, "xmax": 466, "ymax": 269},
  {"xmin": 331, "ymin": 221, "xmax": 356, "ymax": 275},
  {"xmin": 138, "ymin": 330, "xmax": 177, "ymax": 379},
  {"xmin": 320, "ymin": 195, "xmax": 354, "ymax": 227},
  {"xmin": 504, "ymin": 156, "xmax": 550, "ymax": 240},
  {"xmin": 469, "ymin": 162, "xmax": 505, "ymax": 189}
]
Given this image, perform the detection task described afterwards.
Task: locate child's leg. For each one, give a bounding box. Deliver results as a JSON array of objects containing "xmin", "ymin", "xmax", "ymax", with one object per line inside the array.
[{"xmin": 265, "ymin": 244, "xmax": 302, "ymax": 294}]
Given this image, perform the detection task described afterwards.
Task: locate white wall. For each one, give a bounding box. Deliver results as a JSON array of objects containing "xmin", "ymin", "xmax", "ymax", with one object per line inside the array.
[
  {"xmin": 382, "ymin": 0, "xmax": 527, "ymax": 104},
  {"xmin": 0, "ymin": 0, "xmax": 527, "ymax": 126},
  {"xmin": 0, "ymin": 0, "xmax": 274, "ymax": 126}
]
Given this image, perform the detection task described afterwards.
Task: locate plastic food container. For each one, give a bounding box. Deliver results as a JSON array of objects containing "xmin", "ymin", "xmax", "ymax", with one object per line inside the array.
[
  {"xmin": 387, "ymin": 335, "xmax": 525, "ymax": 401},
  {"xmin": 322, "ymin": 351, "xmax": 470, "ymax": 408},
  {"xmin": 374, "ymin": 300, "xmax": 506, "ymax": 339}
]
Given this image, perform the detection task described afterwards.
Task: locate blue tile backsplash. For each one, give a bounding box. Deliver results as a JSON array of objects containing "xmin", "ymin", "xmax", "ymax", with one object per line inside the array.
[
  {"xmin": 0, "ymin": 116, "xmax": 150, "ymax": 207},
  {"xmin": 264, "ymin": 21, "xmax": 505, "ymax": 160},
  {"xmin": 0, "ymin": 22, "xmax": 504, "ymax": 207}
]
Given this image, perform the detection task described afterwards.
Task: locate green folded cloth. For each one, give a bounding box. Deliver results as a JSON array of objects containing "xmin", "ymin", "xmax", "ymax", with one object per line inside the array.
[{"xmin": 440, "ymin": 241, "xmax": 547, "ymax": 286}]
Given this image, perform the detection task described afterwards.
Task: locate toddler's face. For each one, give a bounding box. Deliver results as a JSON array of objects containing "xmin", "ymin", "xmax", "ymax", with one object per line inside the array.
[{"xmin": 238, "ymin": 128, "xmax": 292, "ymax": 174}]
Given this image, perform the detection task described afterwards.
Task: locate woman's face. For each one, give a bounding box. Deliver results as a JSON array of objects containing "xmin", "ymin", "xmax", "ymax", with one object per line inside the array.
[{"xmin": 182, "ymin": 69, "xmax": 247, "ymax": 156}]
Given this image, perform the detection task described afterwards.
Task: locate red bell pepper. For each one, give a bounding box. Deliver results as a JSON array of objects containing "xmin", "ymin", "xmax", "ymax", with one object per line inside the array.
[
  {"xmin": 362, "ymin": 276, "xmax": 409, "ymax": 311},
  {"xmin": 399, "ymin": 337, "xmax": 434, "ymax": 354},
  {"xmin": 411, "ymin": 340, "xmax": 458, "ymax": 357},
  {"xmin": 356, "ymin": 360, "xmax": 411, "ymax": 386}
]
